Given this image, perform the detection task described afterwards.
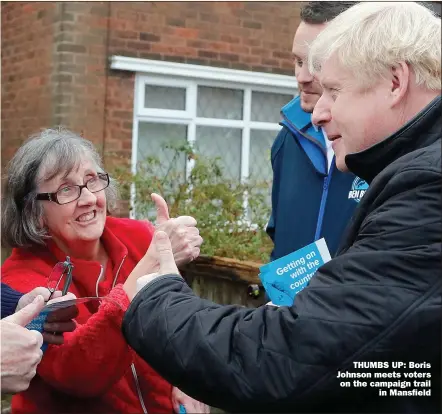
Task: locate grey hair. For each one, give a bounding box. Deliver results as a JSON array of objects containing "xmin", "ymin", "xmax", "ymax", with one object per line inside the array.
[
  {"xmin": 309, "ymin": 2, "xmax": 441, "ymax": 91},
  {"xmin": 1, "ymin": 127, "xmax": 118, "ymax": 248}
]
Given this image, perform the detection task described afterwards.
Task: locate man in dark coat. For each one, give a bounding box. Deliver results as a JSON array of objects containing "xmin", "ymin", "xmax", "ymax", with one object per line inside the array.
[{"xmin": 122, "ymin": 3, "xmax": 441, "ymax": 413}]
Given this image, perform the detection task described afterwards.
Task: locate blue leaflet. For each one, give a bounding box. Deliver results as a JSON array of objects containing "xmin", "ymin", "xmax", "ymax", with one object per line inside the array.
[
  {"xmin": 259, "ymin": 238, "xmax": 331, "ymax": 306},
  {"xmin": 25, "ymin": 298, "xmax": 96, "ymax": 352},
  {"xmin": 26, "ymin": 308, "xmax": 52, "ymax": 351}
]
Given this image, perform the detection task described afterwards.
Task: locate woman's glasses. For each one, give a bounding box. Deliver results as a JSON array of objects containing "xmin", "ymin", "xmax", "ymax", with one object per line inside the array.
[
  {"xmin": 36, "ymin": 173, "xmax": 110, "ymax": 205},
  {"xmin": 47, "ymin": 256, "xmax": 74, "ymax": 300}
]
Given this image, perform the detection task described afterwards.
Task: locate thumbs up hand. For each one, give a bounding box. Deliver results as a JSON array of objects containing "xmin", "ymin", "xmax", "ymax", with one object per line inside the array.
[
  {"xmin": 124, "ymin": 194, "xmax": 202, "ymax": 300},
  {"xmin": 124, "ymin": 231, "xmax": 180, "ymax": 300},
  {"xmin": 1, "ymin": 295, "xmax": 45, "ymax": 393},
  {"xmin": 151, "ymin": 193, "xmax": 203, "ymax": 267},
  {"xmin": 135, "ymin": 231, "xmax": 180, "ymax": 294}
]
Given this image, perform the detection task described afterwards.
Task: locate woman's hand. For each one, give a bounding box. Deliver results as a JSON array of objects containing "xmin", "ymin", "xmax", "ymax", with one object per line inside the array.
[
  {"xmin": 124, "ymin": 231, "xmax": 180, "ymax": 300},
  {"xmin": 43, "ymin": 293, "xmax": 78, "ymax": 345},
  {"xmin": 172, "ymin": 386, "xmax": 210, "ymax": 413},
  {"xmin": 151, "ymin": 193, "xmax": 203, "ymax": 267},
  {"xmin": 123, "ymin": 194, "xmax": 203, "ymax": 300},
  {"xmin": 16, "ymin": 288, "xmax": 78, "ymax": 345},
  {"xmin": 16, "ymin": 287, "xmax": 52, "ymax": 312}
]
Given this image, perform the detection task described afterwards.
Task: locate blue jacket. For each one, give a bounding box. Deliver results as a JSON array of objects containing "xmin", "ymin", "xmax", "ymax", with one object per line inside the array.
[
  {"xmin": 266, "ymin": 96, "xmax": 368, "ymax": 260},
  {"xmin": 1, "ymin": 282, "xmax": 23, "ymax": 319}
]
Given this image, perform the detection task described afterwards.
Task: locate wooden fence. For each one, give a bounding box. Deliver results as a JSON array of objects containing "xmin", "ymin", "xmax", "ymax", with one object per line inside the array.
[{"xmin": 182, "ymin": 255, "xmax": 266, "ymax": 308}]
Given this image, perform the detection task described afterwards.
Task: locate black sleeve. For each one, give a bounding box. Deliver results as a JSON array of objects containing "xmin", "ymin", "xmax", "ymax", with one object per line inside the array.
[{"xmin": 122, "ymin": 168, "xmax": 441, "ymax": 412}]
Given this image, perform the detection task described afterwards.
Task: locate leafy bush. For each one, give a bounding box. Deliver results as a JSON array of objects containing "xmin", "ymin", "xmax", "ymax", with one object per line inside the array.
[{"xmin": 111, "ymin": 142, "xmax": 273, "ymax": 263}]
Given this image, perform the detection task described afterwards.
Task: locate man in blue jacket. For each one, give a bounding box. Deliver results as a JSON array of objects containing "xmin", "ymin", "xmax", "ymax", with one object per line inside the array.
[{"xmin": 267, "ymin": 1, "xmax": 367, "ymax": 260}]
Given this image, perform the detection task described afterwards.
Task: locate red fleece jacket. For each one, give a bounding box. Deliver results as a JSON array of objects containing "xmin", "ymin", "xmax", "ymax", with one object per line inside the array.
[{"xmin": 1, "ymin": 216, "xmax": 173, "ymax": 414}]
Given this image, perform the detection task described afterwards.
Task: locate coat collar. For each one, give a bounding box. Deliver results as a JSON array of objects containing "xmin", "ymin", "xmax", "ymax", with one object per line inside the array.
[
  {"xmin": 346, "ymin": 96, "xmax": 441, "ymax": 183},
  {"xmin": 46, "ymin": 222, "xmax": 128, "ymax": 266},
  {"xmin": 45, "ymin": 218, "xmax": 129, "ymax": 294},
  {"xmin": 281, "ymin": 96, "xmax": 313, "ymax": 131}
]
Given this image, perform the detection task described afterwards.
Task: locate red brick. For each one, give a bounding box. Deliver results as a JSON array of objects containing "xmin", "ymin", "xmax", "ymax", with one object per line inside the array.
[
  {"xmin": 199, "ymin": 31, "xmax": 220, "ymax": 41},
  {"xmin": 200, "ymin": 13, "xmax": 220, "ymax": 23},
  {"xmin": 242, "ymin": 20, "xmax": 262, "ymax": 30},
  {"xmin": 56, "ymin": 43, "xmax": 86, "ymax": 53},
  {"xmin": 241, "ymin": 55, "xmax": 261, "ymax": 65},
  {"xmin": 229, "ymin": 44, "xmax": 249, "ymax": 54},
  {"xmin": 140, "ymin": 32, "xmax": 160, "ymax": 42},
  {"xmin": 219, "ymin": 15, "xmax": 241, "ymax": 26},
  {"xmin": 273, "ymin": 50, "xmax": 292, "ymax": 60},
  {"xmin": 166, "ymin": 17, "xmax": 186, "ymax": 27},
  {"xmin": 127, "ymin": 41, "xmax": 152, "ymax": 52},
  {"xmin": 187, "ymin": 40, "xmax": 207, "ymax": 49},
  {"xmin": 172, "ymin": 27, "xmax": 200, "ymax": 39},
  {"xmin": 198, "ymin": 50, "xmax": 219, "ymax": 59},
  {"xmin": 220, "ymin": 34, "xmax": 240, "ymax": 44},
  {"xmin": 262, "ymin": 58, "xmax": 279, "ymax": 67},
  {"xmin": 242, "ymin": 37, "xmax": 261, "ymax": 47},
  {"xmin": 219, "ymin": 53, "xmax": 239, "ymax": 62},
  {"xmin": 208, "ymin": 42, "xmax": 230, "ymax": 52}
]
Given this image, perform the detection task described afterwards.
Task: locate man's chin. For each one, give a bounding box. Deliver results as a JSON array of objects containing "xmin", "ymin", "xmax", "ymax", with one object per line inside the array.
[
  {"xmin": 335, "ymin": 156, "xmax": 350, "ymax": 172},
  {"xmin": 299, "ymin": 96, "xmax": 317, "ymax": 114}
]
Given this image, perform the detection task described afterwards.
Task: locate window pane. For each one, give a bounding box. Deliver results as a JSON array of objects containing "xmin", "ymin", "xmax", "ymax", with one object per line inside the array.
[
  {"xmin": 197, "ymin": 86, "xmax": 243, "ymax": 120},
  {"xmin": 249, "ymin": 129, "xmax": 277, "ymax": 208},
  {"xmin": 137, "ymin": 122, "xmax": 187, "ymax": 176},
  {"xmin": 249, "ymin": 129, "xmax": 275, "ymax": 182},
  {"xmin": 251, "ymin": 91, "xmax": 293, "ymax": 123},
  {"xmin": 195, "ymin": 126, "xmax": 242, "ymax": 180},
  {"xmin": 144, "ymin": 85, "xmax": 186, "ymax": 110},
  {"xmin": 136, "ymin": 122, "xmax": 187, "ymax": 219}
]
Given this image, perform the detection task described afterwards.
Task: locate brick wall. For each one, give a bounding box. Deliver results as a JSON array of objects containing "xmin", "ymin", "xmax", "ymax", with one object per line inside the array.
[
  {"xmin": 1, "ymin": 1, "xmax": 301, "ymax": 213},
  {"xmin": 108, "ymin": 2, "xmax": 300, "ymax": 74},
  {"xmin": 51, "ymin": 2, "xmax": 110, "ymax": 151},
  {"xmin": 1, "ymin": 2, "xmax": 56, "ymax": 169}
]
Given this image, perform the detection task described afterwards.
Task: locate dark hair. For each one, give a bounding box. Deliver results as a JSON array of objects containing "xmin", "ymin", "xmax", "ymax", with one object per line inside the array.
[
  {"xmin": 300, "ymin": 2, "xmax": 359, "ymax": 24},
  {"xmin": 419, "ymin": 1, "xmax": 441, "ymax": 18},
  {"xmin": 300, "ymin": 1, "xmax": 441, "ymax": 24}
]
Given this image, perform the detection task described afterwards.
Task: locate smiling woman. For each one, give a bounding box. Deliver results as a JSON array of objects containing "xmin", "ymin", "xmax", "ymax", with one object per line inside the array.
[
  {"xmin": 2, "ymin": 129, "xmax": 117, "ymax": 251},
  {"xmin": 0, "ymin": 127, "xmax": 205, "ymax": 413}
]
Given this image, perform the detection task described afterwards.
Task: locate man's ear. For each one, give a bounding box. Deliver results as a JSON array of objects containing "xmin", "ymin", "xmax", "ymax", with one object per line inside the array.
[{"xmin": 389, "ymin": 62, "xmax": 410, "ymax": 107}]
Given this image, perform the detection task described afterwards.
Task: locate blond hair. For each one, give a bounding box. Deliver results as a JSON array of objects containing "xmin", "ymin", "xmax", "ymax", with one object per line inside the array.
[{"xmin": 308, "ymin": 2, "xmax": 441, "ymax": 90}]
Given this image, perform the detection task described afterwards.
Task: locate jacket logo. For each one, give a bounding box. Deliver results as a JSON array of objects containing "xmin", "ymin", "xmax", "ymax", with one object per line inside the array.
[{"xmin": 348, "ymin": 177, "xmax": 369, "ymax": 203}]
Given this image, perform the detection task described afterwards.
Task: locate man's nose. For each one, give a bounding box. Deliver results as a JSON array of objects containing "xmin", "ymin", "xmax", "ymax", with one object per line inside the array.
[
  {"xmin": 296, "ymin": 63, "xmax": 314, "ymax": 84},
  {"xmin": 311, "ymin": 95, "xmax": 331, "ymax": 127}
]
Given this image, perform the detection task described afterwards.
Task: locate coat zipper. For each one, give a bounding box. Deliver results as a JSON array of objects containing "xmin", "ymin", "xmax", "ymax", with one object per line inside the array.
[
  {"xmin": 95, "ymin": 266, "xmax": 104, "ymax": 297},
  {"xmin": 95, "ymin": 254, "xmax": 148, "ymax": 413},
  {"xmin": 281, "ymin": 111, "xmax": 333, "ymax": 240},
  {"xmin": 314, "ymin": 158, "xmax": 334, "ymax": 241},
  {"xmin": 112, "ymin": 255, "xmax": 127, "ymax": 288},
  {"xmin": 112, "ymin": 255, "xmax": 148, "ymax": 414},
  {"xmin": 131, "ymin": 364, "xmax": 148, "ymax": 414}
]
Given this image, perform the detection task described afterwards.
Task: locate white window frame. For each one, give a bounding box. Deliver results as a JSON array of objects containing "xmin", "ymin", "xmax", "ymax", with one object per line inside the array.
[{"xmin": 110, "ymin": 56, "xmax": 298, "ymax": 218}]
